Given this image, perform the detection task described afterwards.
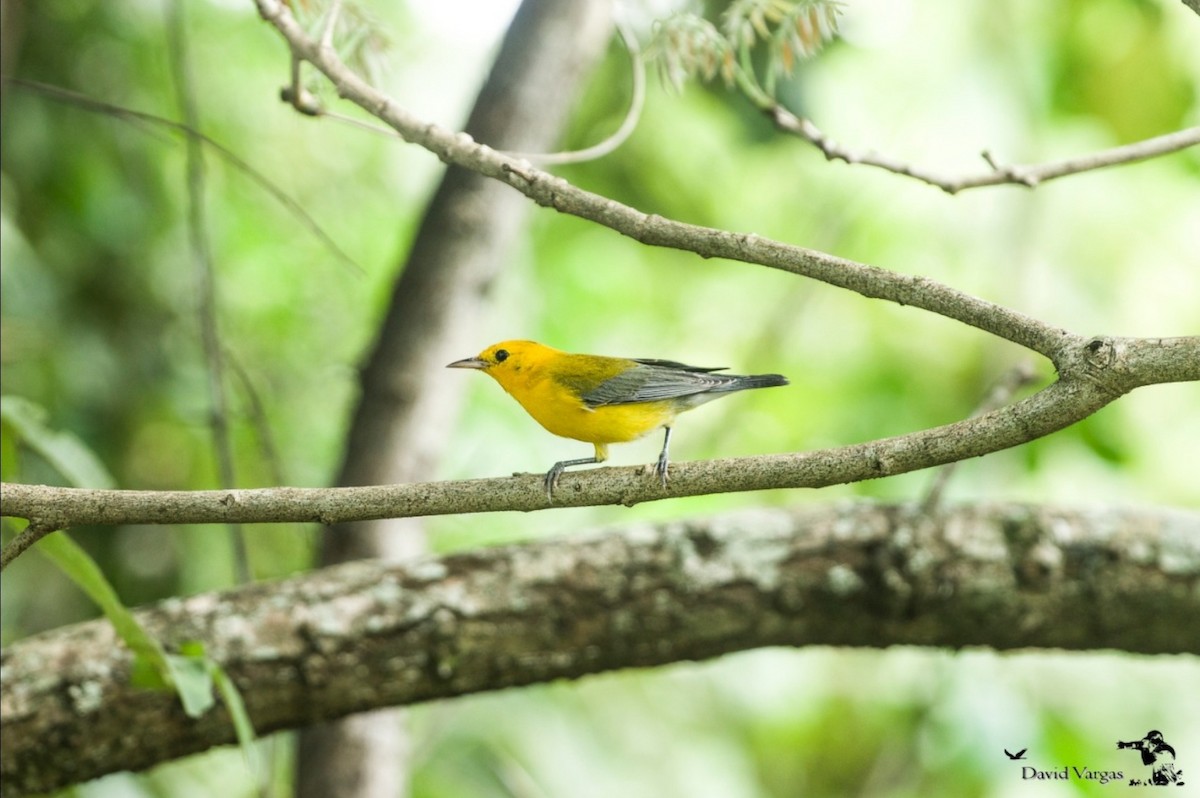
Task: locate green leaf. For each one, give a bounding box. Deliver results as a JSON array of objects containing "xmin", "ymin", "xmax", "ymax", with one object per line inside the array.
[
  {"xmin": 210, "ymin": 659, "xmax": 261, "ymax": 784},
  {"xmin": 171, "ymin": 642, "xmax": 260, "ymax": 778},
  {"xmin": 0, "ymin": 396, "xmax": 116, "ymax": 489},
  {"xmin": 36, "ymin": 532, "xmax": 171, "ymax": 673},
  {"xmin": 130, "ymin": 652, "xmax": 171, "ymax": 691},
  {"xmin": 38, "ymin": 533, "xmax": 223, "ymax": 718},
  {"xmin": 166, "ymin": 651, "xmax": 217, "ymax": 718},
  {"xmin": 9, "ymin": 396, "xmax": 226, "ymax": 722},
  {"xmin": 36, "ymin": 533, "xmax": 225, "ymax": 718}
]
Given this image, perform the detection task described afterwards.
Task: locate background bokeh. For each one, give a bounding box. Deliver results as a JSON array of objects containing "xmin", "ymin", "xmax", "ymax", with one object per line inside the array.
[{"xmin": 2, "ymin": 0, "xmax": 1197, "ymax": 795}]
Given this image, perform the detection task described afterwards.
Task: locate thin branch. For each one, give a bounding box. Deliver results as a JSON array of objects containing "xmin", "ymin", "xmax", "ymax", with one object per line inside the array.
[
  {"xmin": 318, "ymin": 0, "xmax": 343, "ymax": 52},
  {"xmin": 771, "ymin": 108, "xmax": 1200, "ymax": 194},
  {"xmin": 164, "ymin": 1, "xmax": 250, "ymax": 584},
  {"xmin": 281, "ymin": 53, "xmax": 322, "ymax": 115},
  {"xmin": 3, "ymin": 334, "xmax": 1198, "ymax": 550},
  {"xmin": 226, "ymin": 354, "xmax": 287, "ymax": 487},
  {"xmin": 0, "ymin": 522, "xmax": 58, "ymax": 571},
  {"xmin": 316, "ymin": 109, "xmax": 400, "ymax": 138},
  {"xmin": 920, "ymin": 360, "xmax": 1039, "ymax": 513},
  {"xmin": 3, "ymin": 502, "xmax": 1196, "ymax": 795},
  {"xmin": 249, "ymin": 0, "xmax": 1076, "ymax": 361},
  {"xmin": 501, "ymin": 17, "xmax": 646, "ymax": 166},
  {"xmin": 5, "ymin": 78, "xmax": 362, "ymax": 274}
]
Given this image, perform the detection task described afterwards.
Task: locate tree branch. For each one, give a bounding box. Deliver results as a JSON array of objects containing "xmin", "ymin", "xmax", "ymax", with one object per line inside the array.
[
  {"xmin": 769, "ymin": 107, "xmax": 1200, "ymax": 194},
  {"xmin": 3, "ymin": 334, "xmax": 1196, "ymax": 551},
  {"xmin": 249, "ymin": 0, "xmax": 1075, "ymax": 360},
  {"xmin": 2, "ymin": 501, "xmax": 1196, "ymax": 796},
  {"xmin": 247, "ymin": 1, "xmax": 1200, "ymax": 367},
  {"xmin": 920, "ymin": 360, "xmax": 1039, "ymax": 513},
  {"xmin": 0, "ymin": 521, "xmax": 54, "ymax": 571}
]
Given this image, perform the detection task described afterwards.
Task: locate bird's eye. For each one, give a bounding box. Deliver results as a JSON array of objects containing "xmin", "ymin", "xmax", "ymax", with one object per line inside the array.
[{"xmin": 494, "ymin": 349, "xmax": 509, "ymax": 363}]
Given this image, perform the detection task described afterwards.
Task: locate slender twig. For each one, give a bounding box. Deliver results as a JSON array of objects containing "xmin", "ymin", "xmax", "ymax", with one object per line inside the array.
[
  {"xmin": 318, "ymin": 0, "xmax": 343, "ymax": 51},
  {"xmin": 288, "ymin": 11, "xmax": 647, "ymax": 162},
  {"xmin": 920, "ymin": 361, "xmax": 1040, "ymax": 514},
  {"xmin": 318, "ymin": 109, "xmax": 400, "ymax": 138},
  {"xmin": 0, "ymin": 521, "xmax": 58, "ymax": 571},
  {"xmin": 5, "ymin": 78, "xmax": 361, "ymax": 274},
  {"xmin": 226, "ymin": 355, "xmax": 287, "ymax": 488},
  {"xmin": 164, "ymin": 1, "xmax": 251, "ymax": 586},
  {"xmin": 770, "ymin": 107, "xmax": 1200, "ymax": 194},
  {"xmin": 281, "ymin": 53, "xmax": 322, "ymax": 115},
  {"xmin": 502, "ymin": 18, "xmax": 646, "ymax": 165}
]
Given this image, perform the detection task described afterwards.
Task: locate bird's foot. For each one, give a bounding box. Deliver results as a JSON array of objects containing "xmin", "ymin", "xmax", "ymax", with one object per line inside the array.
[
  {"xmin": 654, "ymin": 453, "xmax": 670, "ymax": 489},
  {"xmin": 543, "ymin": 463, "xmax": 566, "ymax": 503},
  {"xmin": 543, "ymin": 456, "xmax": 602, "ymax": 502}
]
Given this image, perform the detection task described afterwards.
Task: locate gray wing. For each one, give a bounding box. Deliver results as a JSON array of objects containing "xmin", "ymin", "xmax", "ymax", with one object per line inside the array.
[{"xmin": 580, "ymin": 360, "xmax": 734, "ymax": 407}]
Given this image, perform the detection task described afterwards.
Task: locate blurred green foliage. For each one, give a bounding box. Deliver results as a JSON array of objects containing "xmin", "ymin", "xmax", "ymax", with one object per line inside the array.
[{"xmin": 2, "ymin": 0, "xmax": 1198, "ymax": 795}]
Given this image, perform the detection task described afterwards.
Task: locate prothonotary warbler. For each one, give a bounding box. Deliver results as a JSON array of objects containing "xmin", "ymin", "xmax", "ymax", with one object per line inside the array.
[{"xmin": 447, "ymin": 340, "xmax": 788, "ymax": 499}]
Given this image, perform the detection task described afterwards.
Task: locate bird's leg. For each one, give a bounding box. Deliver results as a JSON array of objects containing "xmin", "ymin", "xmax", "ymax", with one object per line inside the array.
[
  {"xmin": 654, "ymin": 427, "xmax": 672, "ymax": 488},
  {"xmin": 544, "ymin": 443, "xmax": 608, "ymax": 502},
  {"xmin": 543, "ymin": 457, "xmax": 599, "ymax": 500}
]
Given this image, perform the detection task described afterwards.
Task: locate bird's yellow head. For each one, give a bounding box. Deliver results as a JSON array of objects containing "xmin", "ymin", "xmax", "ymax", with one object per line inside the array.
[{"xmin": 446, "ymin": 340, "xmax": 558, "ymax": 389}]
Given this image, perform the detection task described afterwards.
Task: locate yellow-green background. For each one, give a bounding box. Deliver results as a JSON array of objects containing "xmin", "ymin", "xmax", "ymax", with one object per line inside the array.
[{"xmin": 2, "ymin": 0, "xmax": 1197, "ymax": 795}]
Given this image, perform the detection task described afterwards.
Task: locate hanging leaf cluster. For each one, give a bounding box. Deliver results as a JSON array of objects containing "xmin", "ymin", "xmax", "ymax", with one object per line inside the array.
[{"xmin": 648, "ymin": 0, "xmax": 841, "ymax": 101}]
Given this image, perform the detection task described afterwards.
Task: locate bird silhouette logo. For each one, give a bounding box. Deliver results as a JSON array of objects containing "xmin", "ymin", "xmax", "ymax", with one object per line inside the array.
[
  {"xmin": 1117, "ymin": 730, "xmax": 1184, "ymax": 786},
  {"xmin": 1005, "ymin": 748, "xmax": 1028, "ymax": 761}
]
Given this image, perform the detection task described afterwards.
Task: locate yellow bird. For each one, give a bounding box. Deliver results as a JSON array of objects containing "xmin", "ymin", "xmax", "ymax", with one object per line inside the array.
[{"xmin": 447, "ymin": 340, "xmax": 788, "ymax": 498}]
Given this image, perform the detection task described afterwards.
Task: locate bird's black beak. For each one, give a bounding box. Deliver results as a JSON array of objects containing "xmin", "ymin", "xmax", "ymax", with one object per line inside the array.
[{"xmin": 446, "ymin": 356, "xmax": 488, "ymax": 370}]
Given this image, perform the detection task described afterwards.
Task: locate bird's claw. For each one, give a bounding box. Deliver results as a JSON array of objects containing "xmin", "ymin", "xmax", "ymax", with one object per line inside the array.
[
  {"xmin": 654, "ymin": 455, "xmax": 670, "ymax": 489},
  {"xmin": 543, "ymin": 463, "xmax": 565, "ymax": 503}
]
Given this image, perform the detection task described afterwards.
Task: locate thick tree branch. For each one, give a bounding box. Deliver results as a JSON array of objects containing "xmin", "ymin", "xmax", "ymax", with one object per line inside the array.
[
  {"xmin": 769, "ymin": 108, "xmax": 1200, "ymax": 194},
  {"xmin": 2, "ymin": 501, "xmax": 1197, "ymax": 796},
  {"xmin": 3, "ymin": 334, "xmax": 1197, "ymax": 552}
]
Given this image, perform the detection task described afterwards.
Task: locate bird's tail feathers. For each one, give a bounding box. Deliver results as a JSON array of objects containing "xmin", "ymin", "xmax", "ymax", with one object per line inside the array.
[{"xmin": 721, "ymin": 373, "xmax": 789, "ymax": 392}]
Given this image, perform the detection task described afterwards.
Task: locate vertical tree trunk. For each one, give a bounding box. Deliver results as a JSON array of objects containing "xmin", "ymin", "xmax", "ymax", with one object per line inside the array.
[{"xmin": 295, "ymin": 1, "xmax": 614, "ymax": 796}]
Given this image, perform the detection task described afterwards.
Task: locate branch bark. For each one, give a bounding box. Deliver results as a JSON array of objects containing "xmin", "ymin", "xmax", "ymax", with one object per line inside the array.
[
  {"xmin": 3, "ymin": 501, "xmax": 1197, "ymax": 796},
  {"xmin": 3, "ymin": 334, "xmax": 1197, "ymax": 550},
  {"xmin": 770, "ymin": 107, "xmax": 1200, "ymax": 194}
]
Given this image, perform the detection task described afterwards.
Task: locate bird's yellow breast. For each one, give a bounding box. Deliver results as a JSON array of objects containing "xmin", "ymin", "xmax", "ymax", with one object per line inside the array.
[{"xmin": 494, "ymin": 364, "xmax": 675, "ymax": 445}]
